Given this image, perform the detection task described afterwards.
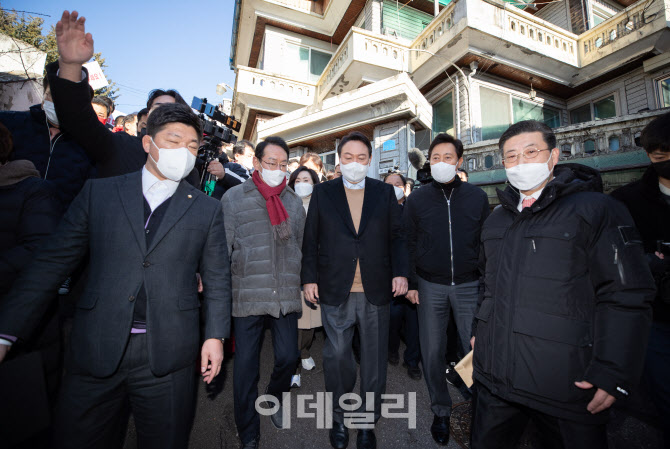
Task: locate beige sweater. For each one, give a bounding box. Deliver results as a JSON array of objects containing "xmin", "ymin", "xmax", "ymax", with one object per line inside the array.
[{"xmin": 344, "ymin": 187, "xmax": 365, "ymax": 292}]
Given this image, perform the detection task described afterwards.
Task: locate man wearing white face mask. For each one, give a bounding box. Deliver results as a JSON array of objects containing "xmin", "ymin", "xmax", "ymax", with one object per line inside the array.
[
  {"xmin": 403, "ymin": 133, "xmax": 490, "ymax": 445},
  {"xmin": 0, "ymin": 103, "xmax": 233, "ymax": 448},
  {"xmin": 470, "ymin": 120, "xmax": 655, "ymax": 449},
  {"xmin": 221, "ymin": 136, "xmax": 305, "ymax": 449},
  {"xmin": 0, "ymin": 74, "xmax": 94, "ymax": 209},
  {"xmin": 302, "ymin": 131, "xmax": 408, "ymax": 449}
]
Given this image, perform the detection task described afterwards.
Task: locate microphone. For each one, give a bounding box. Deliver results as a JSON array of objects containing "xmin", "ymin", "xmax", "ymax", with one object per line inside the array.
[{"xmin": 408, "ymin": 147, "xmax": 426, "ymax": 170}]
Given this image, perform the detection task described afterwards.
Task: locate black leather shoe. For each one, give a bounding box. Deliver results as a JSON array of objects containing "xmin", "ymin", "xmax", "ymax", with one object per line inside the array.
[
  {"xmin": 241, "ymin": 434, "xmax": 260, "ymax": 449},
  {"xmin": 430, "ymin": 415, "xmax": 450, "ymax": 446},
  {"xmin": 357, "ymin": 429, "xmax": 377, "ymax": 449},
  {"xmin": 329, "ymin": 422, "xmax": 349, "ymax": 449},
  {"xmin": 388, "ymin": 352, "xmax": 400, "ymax": 366},
  {"xmin": 403, "ymin": 362, "xmax": 422, "ymax": 380}
]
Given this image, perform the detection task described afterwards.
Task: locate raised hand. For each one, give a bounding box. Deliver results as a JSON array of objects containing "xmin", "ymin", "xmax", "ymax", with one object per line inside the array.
[{"xmin": 55, "ymin": 11, "xmax": 94, "ymax": 67}]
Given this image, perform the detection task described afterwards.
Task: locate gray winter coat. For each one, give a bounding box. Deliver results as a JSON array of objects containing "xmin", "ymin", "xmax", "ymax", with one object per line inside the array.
[{"xmin": 222, "ymin": 178, "xmax": 306, "ymax": 318}]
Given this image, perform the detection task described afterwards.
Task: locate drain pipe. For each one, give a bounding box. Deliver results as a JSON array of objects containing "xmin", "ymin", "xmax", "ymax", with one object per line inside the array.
[
  {"xmin": 230, "ymin": 0, "xmax": 242, "ymax": 70},
  {"xmin": 455, "ymin": 74, "xmax": 461, "ymax": 140}
]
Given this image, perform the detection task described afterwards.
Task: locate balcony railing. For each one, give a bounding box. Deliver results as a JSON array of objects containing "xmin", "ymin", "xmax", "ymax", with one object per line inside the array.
[
  {"xmin": 235, "ymin": 66, "xmax": 315, "ymax": 107},
  {"xmin": 578, "ymin": 0, "xmax": 669, "ymax": 66},
  {"xmin": 316, "ymin": 27, "xmax": 409, "ymax": 102},
  {"xmin": 410, "ymin": 0, "xmax": 579, "ymax": 72}
]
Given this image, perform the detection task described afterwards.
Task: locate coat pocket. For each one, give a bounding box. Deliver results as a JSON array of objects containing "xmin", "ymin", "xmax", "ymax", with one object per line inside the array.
[
  {"xmin": 522, "ymin": 224, "xmax": 579, "ymax": 281},
  {"xmin": 511, "ymin": 308, "xmax": 593, "ymax": 403},
  {"xmin": 76, "ymin": 291, "xmax": 99, "ymax": 310},
  {"xmin": 473, "ymin": 299, "xmax": 494, "ymax": 375}
]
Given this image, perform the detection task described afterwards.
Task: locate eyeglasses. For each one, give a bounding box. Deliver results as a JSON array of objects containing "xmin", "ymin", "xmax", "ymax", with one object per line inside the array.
[
  {"xmin": 502, "ymin": 148, "xmax": 551, "ymax": 164},
  {"xmin": 261, "ymin": 159, "xmax": 288, "ymax": 171}
]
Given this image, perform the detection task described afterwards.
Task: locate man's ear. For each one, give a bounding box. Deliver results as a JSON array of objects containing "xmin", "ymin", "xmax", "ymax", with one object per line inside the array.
[
  {"xmin": 456, "ymin": 156, "xmax": 464, "ymax": 169},
  {"xmin": 142, "ymin": 135, "xmax": 153, "ymax": 155}
]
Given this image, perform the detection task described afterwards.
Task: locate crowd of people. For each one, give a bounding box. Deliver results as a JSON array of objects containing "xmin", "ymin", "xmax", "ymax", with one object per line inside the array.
[{"xmin": 0, "ymin": 9, "xmax": 668, "ymax": 449}]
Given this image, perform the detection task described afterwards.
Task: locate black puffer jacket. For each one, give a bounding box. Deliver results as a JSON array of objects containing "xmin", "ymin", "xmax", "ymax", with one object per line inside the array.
[
  {"xmin": 472, "ymin": 163, "xmax": 655, "ymax": 423},
  {"xmin": 611, "ymin": 166, "xmax": 670, "ymax": 323},
  {"xmin": 404, "ymin": 177, "xmax": 489, "ymax": 289},
  {"xmin": 0, "ymin": 104, "xmax": 94, "ymax": 208}
]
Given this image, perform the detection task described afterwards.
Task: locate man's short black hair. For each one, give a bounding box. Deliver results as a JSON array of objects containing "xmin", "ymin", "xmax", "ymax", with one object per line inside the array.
[
  {"xmin": 100, "ymin": 95, "xmax": 114, "ymax": 114},
  {"xmin": 498, "ymin": 120, "xmax": 556, "ymax": 155},
  {"xmin": 406, "ymin": 178, "xmax": 416, "ymax": 191},
  {"xmin": 146, "ymin": 103, "xmax": 202, "ymax": 140},
  {"xmin": 641, "ymin": 112, "xmax": 670, "ymax": 154},
  {"xmin": 114, "ymin": 115, "xmax": 125, "ymax": 126},
  {"xmin": 233, "ymin": 140, "xmax": 255, "ymax": 157},
  {"xmin": 337, "ymin": 131, "xmax": 372, "ymax": 157},
  {"xmin": 137, "ymin": 108, "xmax": 149, "ymax": 121},
  {"xmin": 123, "ymin": 113, "xmax": 137, "ymax": 126},
  {"xmin": 91, "ymin": 96, "xmax": 111, "ymax": 117},
  {"xmin": 255, "ymin": 136, "xmax": 290, "ymax": 160},
  {"xmin": 288, "ymin": 166, "xmax": 319, "ymax": 189},
  {"xmin": 0, "ymin": 122, "xmax": 13, "ymax": 164},
  {"xmin": 147, "ymin": 89, "xmax": 188, "ymax": 109},
  {"xmin": 429, "ymin": 133, "xmax": 464, "ymax": 159}
]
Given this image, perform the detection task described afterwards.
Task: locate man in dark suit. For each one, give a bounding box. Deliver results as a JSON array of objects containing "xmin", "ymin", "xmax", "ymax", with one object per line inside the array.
[
  {"xmin": 0, "ymin": 100, "xmax": 232, "ymax": 449},
  {"xmin": 302, "ymin": 132, "xmax": 408, "ymax": 449}
]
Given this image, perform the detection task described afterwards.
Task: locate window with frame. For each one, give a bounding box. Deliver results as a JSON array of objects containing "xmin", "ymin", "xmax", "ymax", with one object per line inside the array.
[
  {"xmin": 432, "ymin": 92, "xmax": 454, "ymax": 137},
  {"xmin": 479, "ymin": 87, "xmax": 561, "ymax": 141},
  {"xmin": 320, "ymin": 151, "xmax": 337, "ymax": 170},
  {"xmin": 569, "ymin": 94, "xmax": 617, "ymax": 124},
  {"xmin": 282, "ymin": 42, "xmax": 332, "ymax": 82},
  {"xmin": 659, "ymin": 77, "xmax": 670, "ymax": 108}
]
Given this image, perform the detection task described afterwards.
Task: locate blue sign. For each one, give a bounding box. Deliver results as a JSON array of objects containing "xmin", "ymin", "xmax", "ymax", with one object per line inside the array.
[{"xmin": 383, "ymin": 140, "xmax": 396, "ymax": 151}]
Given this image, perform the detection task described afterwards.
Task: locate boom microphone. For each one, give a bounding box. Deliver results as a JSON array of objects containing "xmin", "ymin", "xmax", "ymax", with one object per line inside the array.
[{"xmin": 408, "ymin": 147, "xmax": 426, "ymax": 170}]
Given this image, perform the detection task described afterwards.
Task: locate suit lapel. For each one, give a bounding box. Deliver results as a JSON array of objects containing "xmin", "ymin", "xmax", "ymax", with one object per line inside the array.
[
  {"xmin": 118, "ymin": 171, "xmax": 147, "ymax": 255},
  {"xmin": 146, "ymin": 180, "xmax": 197, "ymax": 255},
  {"xmin": 324, "ymin": 177, "xmax": 357, "ymax": 236},
  {"xmin": 357, "ymin": 177, "xmax": 378, "ymax": 236}
]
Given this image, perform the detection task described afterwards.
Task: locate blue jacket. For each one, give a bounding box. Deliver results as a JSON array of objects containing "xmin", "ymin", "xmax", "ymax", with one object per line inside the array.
[{"xmin": 0, "ymin": 104, "xmax": 95, "ymax": 208}]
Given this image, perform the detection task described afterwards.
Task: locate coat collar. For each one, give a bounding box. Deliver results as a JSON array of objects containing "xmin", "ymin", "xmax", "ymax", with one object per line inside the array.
[
  {"xmin": 118, "ymin": 170, "xmax": 198, "ymax": 255},
  {"xmin": 323, "ymin": 176, "xmax": 381, "ymax": 236}
]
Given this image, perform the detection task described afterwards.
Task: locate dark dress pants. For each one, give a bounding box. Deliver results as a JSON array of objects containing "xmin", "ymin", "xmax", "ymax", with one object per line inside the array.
[
  {"xmin": 471, "ymin": 381, "xmax": 608, "ymax": 449},
  {"xmin": 389, "ymin": 297, "xmax": 420, "ymax": 367},
  {"xmin": 53, "ymin": 333, "xmax": 198, "ymax": 449},
  {"xmin": 233, "ymin": 312, "xmax": 299, "ymax": 444},
  {"xmin": 321, "ymin": 292, "xmax": 390, "ymax": 425}
]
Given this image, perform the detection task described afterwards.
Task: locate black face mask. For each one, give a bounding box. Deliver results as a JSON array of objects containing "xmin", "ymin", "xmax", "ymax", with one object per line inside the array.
[
  {"xmin": 139, "ymin": 127, "xmax": 147, "ymax": 138},
  {"xmin": 652, "ymin": 159, "xmax": 670, "ymax": 180}
]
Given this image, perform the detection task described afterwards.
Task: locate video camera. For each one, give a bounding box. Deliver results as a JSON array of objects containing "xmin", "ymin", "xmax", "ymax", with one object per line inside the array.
[{"xmin": 191, "ymin": 97, "xmax": 242, "ymax": 195}]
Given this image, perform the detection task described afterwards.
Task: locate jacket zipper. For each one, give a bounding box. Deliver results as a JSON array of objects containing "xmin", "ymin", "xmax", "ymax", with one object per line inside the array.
[
  {"xmin": 441, "ymin": 188, "xmax": 456, "ymax": 286},
  {"xmin": 613, "ymin": 244, "xmax": 626, "ymax": 285},
  {"xmin": 44, "ymin": 130, "xmax": 63, "ymax": 180}
]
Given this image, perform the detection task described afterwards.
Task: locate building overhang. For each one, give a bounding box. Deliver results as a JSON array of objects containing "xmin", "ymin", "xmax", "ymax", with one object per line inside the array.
[{"xmin": 257, "ymin": 72, "xmax": 433, "ymax": 145}]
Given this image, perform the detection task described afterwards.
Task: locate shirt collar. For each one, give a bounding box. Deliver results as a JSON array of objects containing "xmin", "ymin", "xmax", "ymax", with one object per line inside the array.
[
  {"xmin": 142, "ymin": 166, "xmax": 179, "ymax": 197},
  {"xmin": 517, "ymin": 187, "xmax": 544, "ymax": 211},
  {"xmin": 343, "ymin": 177, "xmax": 366, "ymax": 190},
  {"xmin": 659, "ymin": 182, "xmax": 670, "ymax": 197}
]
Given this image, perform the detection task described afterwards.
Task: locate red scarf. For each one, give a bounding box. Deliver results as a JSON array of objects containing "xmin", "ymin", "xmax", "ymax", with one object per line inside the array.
[{"xmin": 252, "ymin": 170, "xmax": 291, "ymax": 240}]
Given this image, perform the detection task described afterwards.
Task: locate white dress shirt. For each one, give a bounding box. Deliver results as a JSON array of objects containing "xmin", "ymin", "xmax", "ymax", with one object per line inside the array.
[
  {"xmin": 142, "ymin": 167, "xmax": 179, "ymax": 212},
  {"xmin": 343, "ymin": 177, "xmax": 366, "ymax": 190},
  {"xmin": 517, "ymin": 188, "xmax": 544, "ymax": 212}
]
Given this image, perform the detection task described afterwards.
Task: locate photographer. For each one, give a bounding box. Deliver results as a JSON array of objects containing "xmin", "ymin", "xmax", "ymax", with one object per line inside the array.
[
  {"xmin": 199, "ymin": 139, "xmax": 251, "ymax": 201},
  {"xmin": 612, "ymin": 112, "xmax": 670, "ymax": 448}
]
